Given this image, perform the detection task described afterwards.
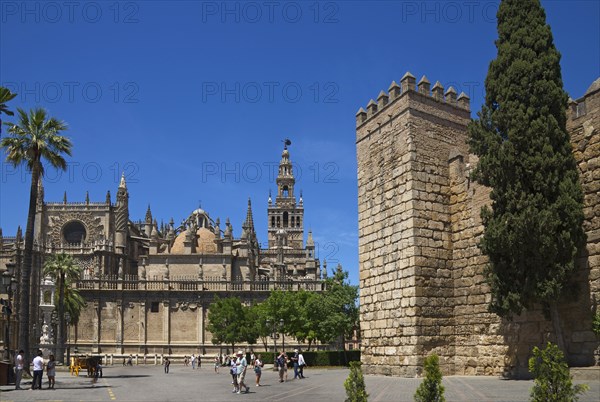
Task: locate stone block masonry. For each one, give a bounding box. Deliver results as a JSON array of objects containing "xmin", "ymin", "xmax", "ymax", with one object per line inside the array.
[{"xmin": 357, "ymin": 74, "xmax": 600, "ymax": 377}]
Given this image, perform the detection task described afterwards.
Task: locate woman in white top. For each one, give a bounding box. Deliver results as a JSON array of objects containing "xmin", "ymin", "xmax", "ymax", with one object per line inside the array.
[
  {"xmin": 298, "ymin": 352, "xmax": 306, "ymax": 379},
  {"xmin": 253, "ymin": 354, "xmax": 264, "ymax": 386}
]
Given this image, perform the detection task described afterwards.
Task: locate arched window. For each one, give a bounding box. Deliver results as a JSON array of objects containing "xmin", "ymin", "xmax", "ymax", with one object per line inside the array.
[
  {"xmin": 276, "ymin": 217, "xmax": 281, "ymax": 228},
  {"xmin": 63, "ymin": 221, "xmax": 86, "ymax": 244},
  {"xmin": 291, "ymin": 216, "xmax": 295, "ymax": 227},
  {"xmin": 271, "ymin": 216, "xmax": 275, "ymax": 227},
  {"xmin": 283, "ymin": 212, "xmax": 289, "ymax": 227},
  {"xmin": 282, "ymin": 185, "xmax": 289, "ymax": 197},
  {"xmin": 297, "ymin": 217, "xmax": 301, "ymax": 227}
]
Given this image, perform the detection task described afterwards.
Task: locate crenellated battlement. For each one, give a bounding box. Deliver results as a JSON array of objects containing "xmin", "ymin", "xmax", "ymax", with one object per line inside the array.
[{"xmin": 356, "ymin": 72, "xmax": 470, "ymax": 128}]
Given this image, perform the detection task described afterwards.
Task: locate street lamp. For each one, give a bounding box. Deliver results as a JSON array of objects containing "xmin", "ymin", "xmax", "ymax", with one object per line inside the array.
[
  {"xmin": 65, "ymin": 312, "xmax": 71, "ymax": 366},
  {"xmin": 279, "ymin": 319, "xmax": 285, "ymax": 353}
]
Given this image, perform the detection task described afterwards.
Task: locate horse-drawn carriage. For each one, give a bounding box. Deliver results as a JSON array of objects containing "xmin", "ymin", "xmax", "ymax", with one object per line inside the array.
[{"xmin": 70, "ymin": 355, "xmax": 103, "ymax": 377}]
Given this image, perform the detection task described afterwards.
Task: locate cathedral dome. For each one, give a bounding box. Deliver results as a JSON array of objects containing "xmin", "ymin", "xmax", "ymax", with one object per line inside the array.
[{"xmin": 170, "ymin": 227, "xmax": 217, "ymax": 254}]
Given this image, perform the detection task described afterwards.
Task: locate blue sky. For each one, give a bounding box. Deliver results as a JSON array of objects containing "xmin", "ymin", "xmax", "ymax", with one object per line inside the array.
[{"xmin": 1, "ymin": 0, "xmax": 598, "ymax": 286}]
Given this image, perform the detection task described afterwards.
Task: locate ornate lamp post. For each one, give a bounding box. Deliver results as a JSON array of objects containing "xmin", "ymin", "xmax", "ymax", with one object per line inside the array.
[
  {"xmin": 39, "ymin": 275, "xmax": 56, "ymax": 357},
  {"xmin": 279, "ymin": 319, "xmax": 285, "ymax": 353},
  {"xmin": 65, "ymin": 311, "xmax": 71, "ymax": 366}
]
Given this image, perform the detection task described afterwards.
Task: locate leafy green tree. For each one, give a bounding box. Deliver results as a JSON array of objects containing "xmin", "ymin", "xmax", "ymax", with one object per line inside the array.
[
  {"xmin": 43, "ymin": 253, "xmax": 81, "ymax": 364},
  {"xmin": 319, "ymin": 265, "xmax": 359, "ymax": 349},
  {"xmin": 248, "ymin": 302, "xmax": 271, "ymax": 351},
  {"xmin": 1, "ymin": 108, "xmax": 71, "ymax": 364},
  {"xmin": 344, "ymin": 361, "xmax": 368, "ymax": 402},
  {"xmin": 529, "ymin": 342, "xmax": 588, "ymax": 402},
  {"xmin": 414, "ymin": 354, "xmax": 445, "ymax": 402},
  {"xmin": 467, "ymin": 0, "xmax": 586, "ymax": 351},
  {"xmin": 293, "ymin": 290, "xmax": 322, "ymax": 350},
  {"xmin": 207, "ymin": 296, "xmax": 257, "ymax": 350}
]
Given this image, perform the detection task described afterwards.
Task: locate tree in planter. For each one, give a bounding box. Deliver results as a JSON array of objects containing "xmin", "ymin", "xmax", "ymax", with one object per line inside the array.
[
  {"xmin": 414, "ymin": 354, "xmax": 445, "ymax": 402},
  {"xmin": 344, "ymin": 361, "xmax": 368, "ymax": 402},
  {"xmin": 467, "ymin": 0, "xmax": 586, "ymax": 353},
  {"xmin": 529, "ymin": 342, "xmax": 588, "ymax": 402}
]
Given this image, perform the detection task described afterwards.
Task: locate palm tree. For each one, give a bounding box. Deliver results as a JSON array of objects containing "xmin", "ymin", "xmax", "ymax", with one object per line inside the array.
[
  {"xmin": 43, "ymin": 253, "xmax": 81, "ymax": 364},
  {"xmin": 1, "ymin": 108, "xmax": 71, "ymax": 364},
  {"xmin": 0, "ymin": 86, "xmax": 17, "ymax": 135},
  {"xmin": 61, "ymin": 276, "xmax": 86, "ymax": 351},
  {"xmin": 0, "ymin": 87, "xmax": 17, "ymax": 115}
]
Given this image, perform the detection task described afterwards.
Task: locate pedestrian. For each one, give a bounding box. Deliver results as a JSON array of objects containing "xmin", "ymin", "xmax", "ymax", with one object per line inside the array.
[
  {"xmin": 298, "ymin": 351, "xmax": 306, "ymax": 379},
  {"xmin": 292, "ymin": 349, "xmax": 300, "ymax": 379},
  {"xmin": 14, "ymin": 349, "xmax": 24, "ymax": 390},
  {"xmin": 253, "ymin": 354, "xmax": 264, "ymax": 387},
  {"xmin": 164, "ymin": 357, "xmax": 170, "ymax": 374},
  {"xmin": 191, "ymin": 354, "xmax": 196, "ymax": 369},
  {"xmin": 276, "ymin": 351, "xmax": 286, "ymax": 383},
  {"xmin": 230, "ymin": 355, "xmax": 238, "ymax": 393},
  {"xmin": 127, "ymin": 354, "xmax": 133, "ymax": 366},
  {"xmin": 214, "ymin": 355, "xmax": 220, "ymax": 373},
  {"xmin": 184, "ymin": 355, "xmax": 189, "ymax": 366},
  {"xmin": 31, "ymin": 350, "xmax": 44, "ymax": 390},
  {"xmin": 46, "ymin": 354, "xmax": 56, "ymax": 389},
  {"xmin": 91, "ymin": 361, "xmax": 99, "ymax": 385},
  {"xmin": 197, "ymin": 354, "xmax": 202, "ymax": 368},
  {"xmin": 235, "ymin": 350, "xmax": 250, "ymax": 394}
]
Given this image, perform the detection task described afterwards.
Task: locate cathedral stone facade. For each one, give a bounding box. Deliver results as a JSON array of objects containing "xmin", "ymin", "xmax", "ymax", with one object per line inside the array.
[
  {"xmin": 0, "ymin": 145, "xmax": 325, "ymax": 357},
  {"xmin": 356, "ymin": 73, "xmax": 600, "ymax": 377}
]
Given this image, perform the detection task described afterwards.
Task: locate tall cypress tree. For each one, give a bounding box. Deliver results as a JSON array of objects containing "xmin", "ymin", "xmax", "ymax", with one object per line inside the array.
[{"xmin": 468, "ymin": 0, "xmax": 586, "ymax": 351}]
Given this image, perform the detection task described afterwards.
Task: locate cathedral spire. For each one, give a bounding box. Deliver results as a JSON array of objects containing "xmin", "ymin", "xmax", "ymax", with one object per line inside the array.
[
  {"xmin": 119, "ymin": 172, "xmax": 127, "ymax": 189},
  {"xmin": 244, "ymin": 198, "xmax": 255, "ymax": 232},
  {"xmin": 145, "ymin": 204, "xmax": 153, "ymax": 223},
  {"xmin": 36, "ymin": 177, "xmax": 44, "ymax": 209},
  {"xmin": 105, "ymin": 190, "xmax": 111, "ymax": 204}
]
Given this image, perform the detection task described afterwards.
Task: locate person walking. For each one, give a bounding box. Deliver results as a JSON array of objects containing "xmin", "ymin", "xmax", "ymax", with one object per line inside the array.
[
  {"xmin": 253, "ymin": 354, "xmax": 263, "ymax": 387},
  {"xmin": 235, "ymin": 350, "xmax": 249, "ymax": 394},
  {"xmin": 298, "ymin": 351, "xmax": 306, "ymax": 379},
  {"xmin": 214, "ymin": 355, "xmax": 220, "ymax": 373},
  {"xmin": 292, "ymin": 349, "xmax": 300, "ymax": 379},
  {"xmin": 46, "ymin": 354, "xmax": 56, "ymax": 389},
  {"xmin": 31, "ymin": 350, "xmax": 44, "ymax": 390},
  {"xmin": 229, "ymin": 355, "xmax": 238, "ymax": 393},
  {"xmin": 276, "ymin": 351, "xmax": 286, "ymax": 383},
  {"xmin": 14, "ymin": 349, "xmax": 24, "ymax": 390},
  {"xmin": 164, "ymin": 357, "xmax": 170, "ymax": 374},
  {"xmin": 191, "ymin": 354, "xmax": 196, "ymax": 369}
]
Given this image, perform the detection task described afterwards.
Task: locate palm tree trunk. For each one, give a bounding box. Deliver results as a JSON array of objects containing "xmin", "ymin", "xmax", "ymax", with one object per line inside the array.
[
  {"xmin": 57, "ymin": 272, "xmax": 65, "ymax": 364},
  {"xmin": 19, "ymin": 162, "xmax": 40, "ymax": 369}
]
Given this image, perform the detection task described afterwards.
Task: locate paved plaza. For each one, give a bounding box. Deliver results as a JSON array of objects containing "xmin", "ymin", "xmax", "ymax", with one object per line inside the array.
[{"xmin": 0, "ymin": 364, "xmax": 598, "ymax": 402}]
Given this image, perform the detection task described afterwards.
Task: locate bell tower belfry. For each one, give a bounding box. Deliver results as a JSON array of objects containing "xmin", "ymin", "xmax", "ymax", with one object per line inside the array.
[{"xmin": 267, "ymin": 140, "xmax": 304, "ymax": 249}]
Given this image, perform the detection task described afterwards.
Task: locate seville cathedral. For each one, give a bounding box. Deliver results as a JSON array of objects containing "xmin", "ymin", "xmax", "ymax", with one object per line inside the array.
[
  {"xmin": 0, "ymin": 145, "xmax": 326, "ymax": 357},
  {"xmin": 356, "ymin": 73, "xmax": 600, "ymax": 377}
]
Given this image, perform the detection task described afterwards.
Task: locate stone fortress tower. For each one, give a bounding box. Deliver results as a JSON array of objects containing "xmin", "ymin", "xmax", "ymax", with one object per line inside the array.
[{"xmin": 356, "ymin": 73, "xmax": 600, "ymax": 376}]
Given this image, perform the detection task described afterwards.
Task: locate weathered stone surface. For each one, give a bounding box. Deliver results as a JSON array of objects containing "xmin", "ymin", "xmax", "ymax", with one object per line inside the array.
[{"xmin": 357, "ymin": 75, "xmax": 600, "ymax": 376}]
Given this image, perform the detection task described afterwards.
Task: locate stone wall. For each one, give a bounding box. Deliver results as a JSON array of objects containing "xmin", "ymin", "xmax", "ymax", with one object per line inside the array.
[{"xmin": 357, "ymin": 74, "xmax": 600, "ymax": 377}]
